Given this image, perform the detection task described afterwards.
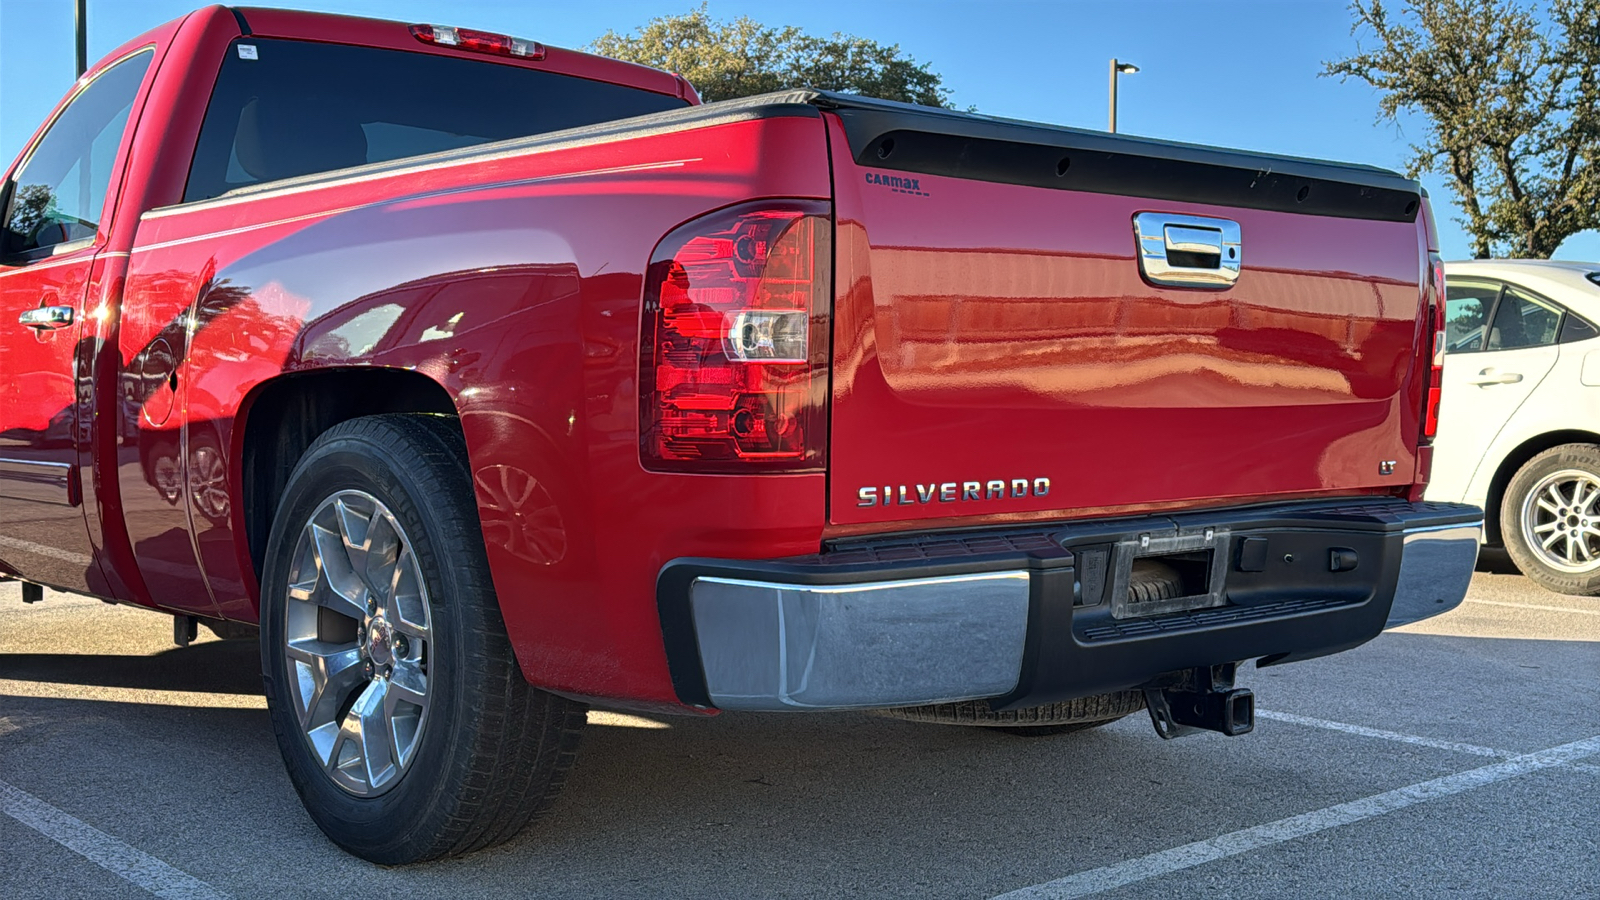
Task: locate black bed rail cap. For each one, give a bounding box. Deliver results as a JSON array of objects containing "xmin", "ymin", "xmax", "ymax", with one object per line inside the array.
[{"xmin": 740, "ymin": 88, "xmax": 1423, "ymax": 222}]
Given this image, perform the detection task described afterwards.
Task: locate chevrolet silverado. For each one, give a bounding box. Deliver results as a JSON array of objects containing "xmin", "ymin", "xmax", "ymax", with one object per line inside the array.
[{"xmin": 0, "ymin": 6, "xmax": 1481, "ymax": 863}]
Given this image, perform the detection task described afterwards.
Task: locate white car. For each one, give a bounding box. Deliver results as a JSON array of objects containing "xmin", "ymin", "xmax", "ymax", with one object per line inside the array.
[{"xmin": 1426, "ymin": 259, "xmax": 1600, "ymax": 595}]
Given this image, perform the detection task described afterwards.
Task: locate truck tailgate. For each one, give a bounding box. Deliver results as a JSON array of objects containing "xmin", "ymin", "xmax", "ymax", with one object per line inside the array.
[{"xmin": 821, "ymin": 98, "xmax": 1428, "ymax": 527}]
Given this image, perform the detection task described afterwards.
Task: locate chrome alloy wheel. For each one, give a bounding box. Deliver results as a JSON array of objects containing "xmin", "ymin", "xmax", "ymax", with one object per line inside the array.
[
  {"xmin": 283, "ymin": 490, "xmax": 432, "ymax": 797},
  {"xmin": 1521, "ymin": 469, "xmax": 1600, "ymax": 574}
]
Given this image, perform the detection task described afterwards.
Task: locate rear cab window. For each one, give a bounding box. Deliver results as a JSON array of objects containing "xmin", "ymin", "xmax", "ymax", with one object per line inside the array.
[{"xmin": 183, "ymin": 38, "xmax": 689, "ymax": 203}]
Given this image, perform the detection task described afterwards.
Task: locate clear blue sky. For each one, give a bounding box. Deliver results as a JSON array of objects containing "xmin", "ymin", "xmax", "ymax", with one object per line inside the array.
[{"xmin": 2, "ymin": 0, "xmax": 1595, "ymax": 262}]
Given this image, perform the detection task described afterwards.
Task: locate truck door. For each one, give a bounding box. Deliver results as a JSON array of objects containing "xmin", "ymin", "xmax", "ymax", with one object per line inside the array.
[{"xmin": 0, "ymin": 51, "xmax": 153, "ymax": 593}]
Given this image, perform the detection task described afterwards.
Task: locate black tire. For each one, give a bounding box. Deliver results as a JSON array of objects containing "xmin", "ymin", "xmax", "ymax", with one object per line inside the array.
[
  {"xmin": 992, "ymin": 720, "xmax": 1120, "ymax": 738},
  {"xmin": 259, "ymin": 414, "xmax": 586, "ymax": 864},
  {"xmin": 1127, "ymin": 560, "xmax": 1184, "ymax": 605},
  {"xmin": 876, "ymin": 690, "xmax": 1146, "ymax": 735},
  {"xmin": 1501, "ymin": 443, "xmax": 1600, "ymax": 596}
]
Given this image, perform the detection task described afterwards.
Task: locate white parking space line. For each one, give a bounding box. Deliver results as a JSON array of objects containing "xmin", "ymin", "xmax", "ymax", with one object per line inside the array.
[
  {"xmin": 1464, "ymin": 598, "xmax": 1600, "ymax": 616},
  {"xmin": 1255, "ymin": 709, "xmax": 1516, "ymax": 759},
  {"xmin": 991, "ymin": 734, "xmax": 1600, "ymax": 900},
  {"xmin": 1257, "ymin": 710, "xmax": 1600, "ymax": 778},
  {"xmin": 0, "ymin": 779, "xmax": 228, "ymax": 900}
]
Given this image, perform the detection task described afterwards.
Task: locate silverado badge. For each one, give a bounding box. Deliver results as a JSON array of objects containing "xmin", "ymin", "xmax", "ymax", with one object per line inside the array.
[{"xmin": 857, "ymin": 478, "xmax": 1051, "ymax": 507}]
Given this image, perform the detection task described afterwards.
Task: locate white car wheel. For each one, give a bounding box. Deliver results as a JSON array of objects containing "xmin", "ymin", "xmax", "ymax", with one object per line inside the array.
[{"xmin": 1501, "ymin": 443, "xmax": 1600, "ymax": 596}]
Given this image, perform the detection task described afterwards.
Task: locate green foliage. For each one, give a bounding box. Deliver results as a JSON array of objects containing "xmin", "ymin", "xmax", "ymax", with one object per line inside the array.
[
  {"xmin": 588, "ymin": 4, "xmax": 953, "ymax": 108},
  {"xmin": 1325, "ymin": 0, "xmax": 1600, "ymax": 258}
]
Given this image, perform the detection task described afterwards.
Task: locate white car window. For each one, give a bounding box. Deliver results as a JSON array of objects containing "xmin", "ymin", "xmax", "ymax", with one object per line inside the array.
[
  {"xmin": 1445, "ymin": 282, "xmax": 1498, "ymax": 353},
  {"xmin": 1487, "ymin": 286, "xmax": 1561, "ymax": 351},
  {"xmin": 1560, "ymin": 314, "xmax": 1598, "ymax": 343}
]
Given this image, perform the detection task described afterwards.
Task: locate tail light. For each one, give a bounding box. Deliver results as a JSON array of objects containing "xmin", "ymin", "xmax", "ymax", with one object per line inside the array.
[
  {"xmin": 409, "ymin": 24, "xmax": 545, "ymax": 59},
  {"xmin": 1421, "ymin": 251, "xmax": 1446, "ymax": 443},
  {"xmin": 640, "ymin": 200, "xmax": 832, "ymax": 473}
]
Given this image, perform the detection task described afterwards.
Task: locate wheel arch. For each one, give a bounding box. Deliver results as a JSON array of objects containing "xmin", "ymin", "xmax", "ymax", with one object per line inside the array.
[
  {"xmin": 1481, "ymin": 429, "xmax": 1600, "ymax": 544},
  {"xmin": 237, "ymin": 367, "xmax": 459, "ymax": 580}
]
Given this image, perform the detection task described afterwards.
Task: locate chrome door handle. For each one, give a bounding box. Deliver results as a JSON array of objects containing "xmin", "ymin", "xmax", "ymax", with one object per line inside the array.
[
  {"xmin": 1133, "ymin": 212, "xmax": 1242, "ymax": 288},
  {"xmin": 1466, "ymin": 368, "xmax": 1523, "ymax": 386},
  {"xmin": 19, "ymin": 306, "xmax": 74, "ymax": 330}
]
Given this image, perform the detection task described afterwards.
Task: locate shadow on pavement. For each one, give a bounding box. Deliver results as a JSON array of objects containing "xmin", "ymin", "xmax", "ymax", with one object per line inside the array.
[
  {"xmin": 0, "ymin": 639, "xmax": 263, "ymax": 696},
  {"xmin": 1475, "ymin": 546, "xmax": 1522, "ymax": 576}
]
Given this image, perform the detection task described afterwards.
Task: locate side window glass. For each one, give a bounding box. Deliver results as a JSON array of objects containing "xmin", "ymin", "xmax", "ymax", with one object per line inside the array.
[
  {"xmin": 1444, "ymin": 282, "xmax": 1497, "ymax": 354},
  {"xmin": 1487, "ymin": 286, "xmax": 1562, "ymax": 351},
  {"xmin": 1, "ymin": 50, "xmax": 152, "ymax": 260},
  {"xmin": 1560, "ymin": 314, "xmax": 1598, "ymax": 344}
]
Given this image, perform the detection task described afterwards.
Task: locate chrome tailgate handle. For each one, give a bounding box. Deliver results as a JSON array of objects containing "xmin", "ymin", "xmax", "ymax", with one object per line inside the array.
[
  {"xmin": 19, "ymin": 305, "xmax": 74, "ymax": 330},
  {"xmin": 1164, "ymin": 225, "xmax": 1223, "ymax": 255},
  {"xmin": 1133, "ymin": 212, "xmax": 1242, "ymax": 288}
]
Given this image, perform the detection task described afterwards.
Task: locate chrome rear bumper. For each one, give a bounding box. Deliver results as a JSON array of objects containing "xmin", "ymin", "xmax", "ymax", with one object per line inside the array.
[
  {"xmin": 690, "ymin": 572, "xmax": 1031, "ymax": 710},
  {"xmin": 660, "ymin": 500, "xmax": 1482, "ymax": 712},
  {"xmin": 1385, "ymin": 523, "xmax": 1481, "ymax": 628}
]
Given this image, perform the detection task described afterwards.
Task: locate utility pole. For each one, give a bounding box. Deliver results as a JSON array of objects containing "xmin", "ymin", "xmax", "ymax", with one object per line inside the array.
[
  {"xmin": 1108, "ymin": 58, "xmax": 1139, "ymax": 133},
  {"xmin": 75, "ymin": 0, "xmax": 88, "ymax": 77}
]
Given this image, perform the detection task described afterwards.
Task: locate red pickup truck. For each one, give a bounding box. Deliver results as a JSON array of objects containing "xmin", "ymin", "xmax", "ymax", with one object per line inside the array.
[{"xmin": 1, "ymin": 6, "xmax": 1481, "ymax": 863}]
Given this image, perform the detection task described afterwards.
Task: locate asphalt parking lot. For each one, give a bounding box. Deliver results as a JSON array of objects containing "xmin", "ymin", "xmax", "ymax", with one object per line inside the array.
[{"xmin": 1, "ymin": 552, "xmax": 1596, "ymax": 900}]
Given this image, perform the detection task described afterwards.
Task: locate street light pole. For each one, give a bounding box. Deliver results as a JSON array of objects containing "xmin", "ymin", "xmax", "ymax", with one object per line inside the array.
[
  {"xmin": 1109, "ymin": 58, "xmax": 1139, "ymax": 133},
  {"xmin": 74, "ymin": 0, "xmax": 87, "ymax": 77}
]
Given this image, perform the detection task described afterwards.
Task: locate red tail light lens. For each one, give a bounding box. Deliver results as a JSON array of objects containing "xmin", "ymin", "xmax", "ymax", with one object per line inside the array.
[
  {"xmin": 640, "ymin": 201, "xmax": 832, "ymax": 473},
  {"xmin": 409, "ymin": 24, "xmax": 545, "ymax": 59},
  {"xmin": 1422, "ymin": 251, "xmax": 1446, "ymax": 443}
]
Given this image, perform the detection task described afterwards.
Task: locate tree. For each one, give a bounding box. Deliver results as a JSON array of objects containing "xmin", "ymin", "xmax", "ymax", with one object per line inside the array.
[
  {"xmin": 1325, "ymin": 0, "xmax": 1599, "ymax": 258},
  {"xmin": 588, "ymin": 5, "xmax": 953, "ymax": 108}
]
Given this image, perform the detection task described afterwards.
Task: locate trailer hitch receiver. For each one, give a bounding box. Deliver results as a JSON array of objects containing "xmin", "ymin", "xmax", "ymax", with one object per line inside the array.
[{"xmin": 1143, "ymin": 663, "xmax": 1254, "ymax": 739}]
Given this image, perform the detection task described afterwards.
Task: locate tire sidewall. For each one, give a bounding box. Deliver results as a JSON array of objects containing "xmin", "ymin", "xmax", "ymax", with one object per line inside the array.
[
  {"xmin": 260, "ymin": 429, "xmax": 475, "ymax": 856},
  {"xmin": 1500, "ymin": 443, "xmax": 1600, "ymax": 596}
]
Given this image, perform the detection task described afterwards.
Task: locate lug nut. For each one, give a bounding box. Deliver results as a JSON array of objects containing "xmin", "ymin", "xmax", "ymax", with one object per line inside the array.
[{"xmin": 363, "ymin": 661, "xmax": 374, "ymax": 678}]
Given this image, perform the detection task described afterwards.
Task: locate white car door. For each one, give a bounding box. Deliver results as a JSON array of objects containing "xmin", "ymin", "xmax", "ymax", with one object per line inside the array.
[{"xmin": 1430, "ymin": 281, "xmax": 1561, "ymax": 501}]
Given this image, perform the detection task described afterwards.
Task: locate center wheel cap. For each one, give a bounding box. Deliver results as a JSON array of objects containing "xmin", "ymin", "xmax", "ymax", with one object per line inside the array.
[{"xmin": 367, "ymin": 617, "xmax": 395, "ymax": 667}]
